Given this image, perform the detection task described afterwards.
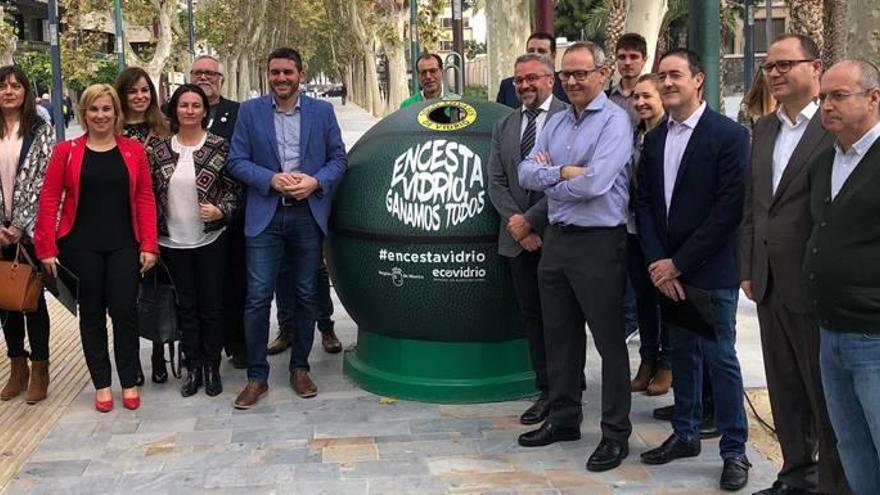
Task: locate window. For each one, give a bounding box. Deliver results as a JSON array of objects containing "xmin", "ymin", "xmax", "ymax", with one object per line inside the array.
[
  {"xmin": 440, "ymin": 41, "xmax": 454, "ymax": 52},
  {"xmin": 441, "ymin": 18, "xmax": 452, "ymax": 28},
  {"xmin": 754, "ymin": 18, "xmax": 786, "ymax": 53}
]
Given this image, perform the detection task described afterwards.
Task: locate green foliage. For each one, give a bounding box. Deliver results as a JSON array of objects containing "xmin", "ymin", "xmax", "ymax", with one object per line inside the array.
[
  {"xmin": 555, "ymin": 0, "xmax": 601, "ymax": 42},
  {"xmin": 417, "ymin": 0, "xmax": 445, "ymax": 52},
  {"xmin": 465, "ymin": 40, "xmax": 485, "ymax": 60},
  {"xmin": 15, "ymin": 51, "xmax": 52, "ymax": 92},
  {"xmin": 0, "ymin": 5, "xmax": 17, "ymax": 54},
  {"xmin": 463, "ymin": 84, "xmax": 487, "ymax": 99}
]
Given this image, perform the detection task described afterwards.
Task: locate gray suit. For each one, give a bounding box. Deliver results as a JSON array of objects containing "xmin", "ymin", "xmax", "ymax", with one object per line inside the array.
[
  {"xmin": 488, "ymin": 96, "xmax": 567, "ymax": 394},
  {"xmin": 488, "ymin": 97, "xmax": 567, "ymax": 257},
  {"xmin": 740, "ymin": 110, "xmax": 848, "ymax": 494}
]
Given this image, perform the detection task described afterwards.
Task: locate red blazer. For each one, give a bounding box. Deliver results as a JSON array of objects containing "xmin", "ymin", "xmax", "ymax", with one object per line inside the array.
[{"xmin": 33, "ymin": 134, "xmax": 159, "ymax": 259}]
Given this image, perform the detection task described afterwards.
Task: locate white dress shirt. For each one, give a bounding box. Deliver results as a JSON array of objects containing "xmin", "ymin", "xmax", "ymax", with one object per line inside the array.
[
  {"xmin": 772, "ymin": 101, "xmax": 818, "ymax": 194},
  {"xmin": 663, "ymin": 101, "xmax": 707, "ymax": 213},
  {"xmin": 831, "ymin": 121, "xmax": 880, "ymax": 200},
  {"xmin": 519, "ymin": 94, "xmax": 553, "ymax": 139}
]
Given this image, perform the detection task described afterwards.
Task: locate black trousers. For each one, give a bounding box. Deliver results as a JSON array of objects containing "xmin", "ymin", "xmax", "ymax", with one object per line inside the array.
[
  {"xmin": 222, "ymin": 219, "xmax": 247, "ymax": 359},
  {"xmin": 758, "ymin": 273, "xmax": 849, "ymax": 494},
  {"xmin": 539, "ymin": 225, "xmax": 632, "ymax": 442},
  {"xmin": 509, "ymin": 249, "xmax": 548, "ymax": 393},
  {"xmin": 1, "ymin": 242, "xmax": 50, "ymax": 361},
  {"xmin": 61, "ymin": 245, "xmax": 140, "ymax": 389},
  {"xmin": 162, "ymin": 234, "xmax": 228, "ymax": 369}
]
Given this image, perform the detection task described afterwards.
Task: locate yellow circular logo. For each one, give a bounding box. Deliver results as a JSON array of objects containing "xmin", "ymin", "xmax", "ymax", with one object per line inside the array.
[{"xmin": 417, "ymin": 100, "xmax": 478, "ymax": 131}]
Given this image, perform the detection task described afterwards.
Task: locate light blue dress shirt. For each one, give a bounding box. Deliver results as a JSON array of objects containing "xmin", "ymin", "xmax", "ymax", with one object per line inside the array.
[
  {"xmin": 518, "ymin": 91, "xmax": 633, "ymax": 227},
  {"xmin": 273, "ymin": 97, "xmax": 301, "ymax": 173}
]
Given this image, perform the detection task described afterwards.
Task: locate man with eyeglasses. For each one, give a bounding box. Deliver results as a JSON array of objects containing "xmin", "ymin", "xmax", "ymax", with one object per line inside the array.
[
  {"xmin": 190, "ymin": 55, "xmax": 239, "ymax": 141},
  {"xmin": 634, "ymin": 49, "xmax": 751, "ymax": 491},
  {"xmin": 496, "ymin": 32, "xmax": 569, "ymax": 109},
  {"xmin": 516, "ymin": 41, "xmax": 633, "ymax": 474},
  {"xmin": 806, "ymin": 58, "xmax": 880, "ymax": 495},
  {"xmin": 741, "ymin": 34, "xmax": 849, "ymax": 495},
  {"xmin": 400, "ymin": 53, "xmax": 448, "ymax": 108},
  {"xmin": 488, "ymin": 52, "xmax": 568, "ymax": 428}
]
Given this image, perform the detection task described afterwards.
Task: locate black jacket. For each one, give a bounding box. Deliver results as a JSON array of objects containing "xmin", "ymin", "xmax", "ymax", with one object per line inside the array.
[{"xmin": 208, "ymin": 97, "xmax": 240, "ymax": 141}]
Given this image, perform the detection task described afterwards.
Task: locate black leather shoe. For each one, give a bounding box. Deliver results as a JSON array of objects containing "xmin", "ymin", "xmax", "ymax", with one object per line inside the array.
[
  {"xmin": 520, "ymin": 396, "xmax": 550, "ymax": 425},
  {"xmin": 641, "ymin": 434, "xmax": 701, "ymax": 465},
  {"xmin": 203, "ymin": 365, "xmax": 222, "ymax": 397},
  {"xmin": 151, "ymin": 350, "xmax": 168, "ymax": 384},
  {"xmin": 586, "ymin": 438, "xmax": 628, "ymax": 472},
  {"xmin": 752, "ymin": 481, "xmax": 810, "ymax": 495},
  {"xmin": 653, "ymin": 404, "xmax": 674, "ymax": 421},
  {"xmin": 720, "ymin": 455, "xmax": 751, "ymax": 491},
  {"xmin": 180, "ymin": 367, "xmax": 203, "ymax": 397},
  {"xmin": 518, "ymin": 422, "xmax": 581, "ymax": 447}
]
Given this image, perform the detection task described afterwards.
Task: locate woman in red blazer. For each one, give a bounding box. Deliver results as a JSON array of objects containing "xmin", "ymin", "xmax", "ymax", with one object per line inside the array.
[{"xmin": 33, "ymin": 83, "xmax": 158, "ymax": 413}]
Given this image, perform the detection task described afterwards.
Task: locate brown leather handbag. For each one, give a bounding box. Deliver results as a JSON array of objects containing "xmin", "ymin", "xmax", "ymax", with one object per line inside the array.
[{"xmin": 0, "ymin": 243, "xmax": 43, "ymax": 313}]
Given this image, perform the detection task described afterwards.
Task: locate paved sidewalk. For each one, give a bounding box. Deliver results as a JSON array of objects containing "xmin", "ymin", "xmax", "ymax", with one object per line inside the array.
[{"xmin": 3, "ymin": 98, "xmax": 776, "ymax": 495}]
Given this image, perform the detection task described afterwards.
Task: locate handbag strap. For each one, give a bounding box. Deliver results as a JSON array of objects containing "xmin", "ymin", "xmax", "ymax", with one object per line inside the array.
[{"xmin": 13, "ymin": 243, "xmax": 37, "ymax": 268}]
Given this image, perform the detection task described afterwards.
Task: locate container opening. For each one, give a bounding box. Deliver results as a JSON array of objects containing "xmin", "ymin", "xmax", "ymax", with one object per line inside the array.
[{"xmin": 426, "ymin": 105, "xmax": 464, "ymax": 125}]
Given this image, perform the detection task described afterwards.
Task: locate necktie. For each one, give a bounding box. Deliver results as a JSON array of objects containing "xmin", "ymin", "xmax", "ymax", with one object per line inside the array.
[{"xmin": 520, "ymin": 108, "xmax": 541, "ymax": 160}]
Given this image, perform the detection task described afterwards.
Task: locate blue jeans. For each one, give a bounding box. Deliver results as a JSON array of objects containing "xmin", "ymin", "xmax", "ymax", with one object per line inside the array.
[
  {"xmin": 626, "ymin": 234, "xmax": 669, "ymax": 368},
  {"xmin": 277, "ymin": 257, "xmax": 334, "ymax": 334},
  {"xmin": 667, "ymin": 287, "xmax": 747, "ymax": 459},
  {"xmin": 244, "ymin": 204, "xmax": 323, "ymax": 382},
  {"xmin": 820, "ymin": 328, "xmax": 880, "ymax": 494}
]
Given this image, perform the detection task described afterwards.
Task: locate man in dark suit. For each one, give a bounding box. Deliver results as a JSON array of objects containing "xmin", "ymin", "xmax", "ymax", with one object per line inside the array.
[
  {"xmin": 228, "ymin": 47, "xmax": 347, "ymax": 409},
  {"xmin": 808, "ymin": 58, "xmax": 880, "ymax": 495},
  {"xmin": 634, "ymin": 49, "xmax": 751, "ymax": 491},
  {"xmin": 741, "ymin": 34, "xmax": 849, "ymax": 495},
  {"xmin": 488, "ymin": 52, "xmax": 567, "ymax": 426},
  {"xmin": 495, "ymin": 32, "xmax": 568, "ymax": 109},
  {"xmin": 190, "ymin": 55, "xmax": 239, "ymax": 141}
]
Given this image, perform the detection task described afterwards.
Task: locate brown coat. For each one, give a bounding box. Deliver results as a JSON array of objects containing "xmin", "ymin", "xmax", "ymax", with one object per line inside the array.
[{"xmin": 740, "ymin": 110, "xmax": 834, "ymax": 313}]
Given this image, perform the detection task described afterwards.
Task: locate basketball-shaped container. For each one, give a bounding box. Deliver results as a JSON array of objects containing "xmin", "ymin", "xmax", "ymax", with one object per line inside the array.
[{"xmin": 330, "ymin": 97, "xmax": 536, "ymax": 402}]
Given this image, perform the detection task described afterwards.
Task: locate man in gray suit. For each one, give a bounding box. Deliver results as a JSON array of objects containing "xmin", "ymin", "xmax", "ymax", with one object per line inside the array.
[
  {"xmin": 488, "ymin": 52, "xmax": 567, "ymax": 425},
  {"xmin": 740, "ymin": 34, "xmax": 848, "ymax": 495}
]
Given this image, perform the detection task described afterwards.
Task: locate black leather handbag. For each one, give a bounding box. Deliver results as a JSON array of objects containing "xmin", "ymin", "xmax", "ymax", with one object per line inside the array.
[{"xmin": 137, "ymin": 262, "xmax": 182, "ymax": 378}]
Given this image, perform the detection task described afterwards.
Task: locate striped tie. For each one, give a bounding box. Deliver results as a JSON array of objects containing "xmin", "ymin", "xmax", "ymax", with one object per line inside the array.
[{"xmin": 520, "ymin": 108, "xmax": 541, "ymax": 160}]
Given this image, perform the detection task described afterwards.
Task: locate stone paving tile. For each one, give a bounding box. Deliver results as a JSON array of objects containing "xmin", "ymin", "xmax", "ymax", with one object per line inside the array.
[
  {"xmin": 367, "ymin": 476, "xmax": 451, "ymax": 495},
  {"xmin": 18, "ymin": 460, "xmax": 90, "ymax": 478},
  {"xmin": 339, "ymin": 460, "xmax": 430, "ymax": 479}
]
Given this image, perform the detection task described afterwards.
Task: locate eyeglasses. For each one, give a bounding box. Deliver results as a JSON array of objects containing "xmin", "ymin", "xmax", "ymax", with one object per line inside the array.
[
  {"xmin": 512, "ymin": 73, "xmax": 551, "ymax": 86},
  {"xmin": 190, "ymin": 70, "xmax": 223, "ymax": 78},
  {"xmin": 761, "ymin": 59, "xmax": 815, "ymax": 75},
  {"xmin": 418, "ymin": 67, "xmax": 441, "ymax": 77},
  {"xmin": 558, "ymin": 68, "xmax": 600, "ymax": 82},
  {"xmin": 818, "ymin": 89, "xmax": 875, "ymax": 104}
]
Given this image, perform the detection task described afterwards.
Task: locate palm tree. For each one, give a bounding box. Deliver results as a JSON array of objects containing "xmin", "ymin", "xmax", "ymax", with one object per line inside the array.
[
  {"xmin": 787, "ymin": 0, "xmax": 824, "ymax": 56},
  {"xmin": 822, "ymin": 0, "xmax": 847, "ymax": 66}
]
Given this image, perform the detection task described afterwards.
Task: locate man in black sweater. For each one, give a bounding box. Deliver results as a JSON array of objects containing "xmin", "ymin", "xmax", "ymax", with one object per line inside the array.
[{"xmin": 807, "ymin": 58, "xmax": 880, "ymax": 495}]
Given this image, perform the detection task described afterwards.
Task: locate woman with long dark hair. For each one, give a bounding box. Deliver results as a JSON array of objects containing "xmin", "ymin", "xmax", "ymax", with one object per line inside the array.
[
  {"xmin": 34, "ymin": 84, "xmax": 158, "ymax": 412},
  {"xmin": 114, "ymin": 67, "xmax": 170, "ymax": 384},
  {"xmin": 147, "ymin": 84, "xmax": 238, "ymax": 397},
  {"xmin": 0, "ymin": 65, "xmax": 54, "ymax": 404}
]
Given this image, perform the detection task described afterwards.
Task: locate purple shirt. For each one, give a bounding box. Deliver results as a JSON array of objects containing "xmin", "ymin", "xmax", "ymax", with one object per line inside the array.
[
  {"xmin": 663, "ymin": 102, "xmax": 706, "ymax": 213},
  {"xmin": 518, "ymin": 92, "xmax": 633, "ymax": 228}
]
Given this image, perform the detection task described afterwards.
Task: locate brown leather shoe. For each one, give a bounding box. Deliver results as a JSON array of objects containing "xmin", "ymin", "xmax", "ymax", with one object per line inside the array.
[
  {"xmin": 321, "ymin": 329, "xmax": 343, "ymax": 354},
  {"xmin": 25, "ymin": 360, "xmax": 49, "ymax": 404},
  {"xmin": 267, "ymin": 333, "xmax": 291, "ymax": 355},
  {"xmin": 630, "ymin": 360, "xmax": 656, "ymax": 392},
  {"xmin": 1, "ymin": 356, "xmax": 30, "ymax": 400},
  {"xmin": 646, "ymin": 367, "xmax": 672, "ymax": 396},
  {"xmin": 233, "ymin": 381, "xmax": 268, "ymax": 409},
  {"xmin": 290, "ymin": 369, "xmax": 317, "ymax": 398}
]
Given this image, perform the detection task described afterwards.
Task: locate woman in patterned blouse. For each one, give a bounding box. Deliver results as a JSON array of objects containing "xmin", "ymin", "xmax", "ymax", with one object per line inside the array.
[
  {"xmin": 147, "ymin": 84, "xmax": 239, "ymax": 398},
  {"xmin": 0, "ymin": 65, "xmax": 54, "ymax": 404},
  {"xmin": 114, "ymin": 67, "xmax": 170, "ymax": 385}
]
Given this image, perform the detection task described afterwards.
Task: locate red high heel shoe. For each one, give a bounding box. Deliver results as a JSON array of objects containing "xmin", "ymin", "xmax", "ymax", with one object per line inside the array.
[
  {"xmin": 95, "ymin": 396, "xmax": 113, "ymax": 413},
  {"xmin": 122, "ymin": 390, "xmax": 140, "ymax": 410}
]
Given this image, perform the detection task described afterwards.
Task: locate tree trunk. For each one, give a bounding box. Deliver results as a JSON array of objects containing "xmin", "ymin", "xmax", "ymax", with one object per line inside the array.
[
  {"xmin": 604, "ymin": 0, "xmax": 628, "ymax": 61},
  {"xmin": 625, "ymin": 0, "xmax": 666, "ymax": 74},
  {"xmin": 226, "ymin": 55, "xmax": 240, "ymax": 103},
  {"xmin": 348, "ymin": 1, "xmax": 382, "ymax": 116},
  {"xmin": 787, "ymin": 0, "xmax": 825, "ymax": 58},
  {"xmin": 845, "ymin": 0, "xmax": 878, "ymax": 63},
  {"xmin": 824, "ymin": 0, "xmax": 849, "ymax": 65},
  {"xmin": 126, "ymin": 0, "xmax": 176, "ymax": 103},
  {"xmin": 486, "ymin": 0, "xmax": 530, "ymax": 101},
  {"xmin": 238, "ymin": 54, "xmax": 251, "ymax": 101}
]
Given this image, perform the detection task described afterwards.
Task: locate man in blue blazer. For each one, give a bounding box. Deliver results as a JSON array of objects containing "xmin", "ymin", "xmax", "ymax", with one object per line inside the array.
[
  {"xmin": 634, "ymin": 49, "xmax": 751, "ymax": 491},
  {"xmin": 496, "ymin": 32, "xmax": 569, "ymax": 109},
  {"xmin": 227, "ymin": 47, "xmax": 347, "ymax": 409}
]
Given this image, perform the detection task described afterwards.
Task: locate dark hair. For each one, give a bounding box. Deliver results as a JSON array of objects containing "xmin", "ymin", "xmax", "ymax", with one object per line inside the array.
[
  {"xmin": 660, "ymin": 48, "xmax": 704, "ymax": 76},
  {"xmin": 0, "ymin": 65, "xmax": 40, "ymax": 140},
  {"xmin": 166, "ymin": 84, "xmax": 210, "ymax": 133},
  {"xmin": 114, "ymin": 66, "xmax": 169, "ymax": 138},
  {"xmin": 772, "ymin": 33, "xmax": 821, "ymax": 61},
  {"xmin": 528, "ymin": 32, "xmax": 556, "ymax": 54},
  {"xmin": 416, "ymin": 53, "xmax": 443, "ymax": 70},
  {"xmin": 616, "ymin": 33, "xmax": 647, "ymax": 57},
  {"xmin": 267, "ymin": 47, "xmax": 304, "ymax": 72}
]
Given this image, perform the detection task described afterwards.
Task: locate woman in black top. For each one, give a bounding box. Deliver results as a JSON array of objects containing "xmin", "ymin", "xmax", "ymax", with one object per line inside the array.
[
  {"xmin": 115, "ymin": 67, "xmax": 171, "ymax": 385},
  {"xmin": 0, "ymin": 65, "xmax": 54, "ymax": 404}
]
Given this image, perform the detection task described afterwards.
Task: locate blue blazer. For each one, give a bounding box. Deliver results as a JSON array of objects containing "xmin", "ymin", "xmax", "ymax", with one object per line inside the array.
[
  {"xmin": 228, "ymin": 94, "xmax": 347, "ymax": 237},
  {"xmin": 496, "ymin": 72, "xmax": 569, "ymax": 109},
  {"xmin": 634, "ymin": 107, "xmax": 750, "ymax": 290}
]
